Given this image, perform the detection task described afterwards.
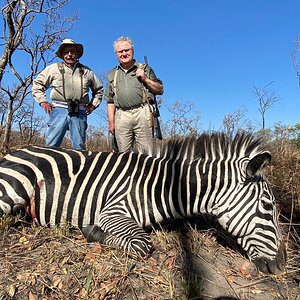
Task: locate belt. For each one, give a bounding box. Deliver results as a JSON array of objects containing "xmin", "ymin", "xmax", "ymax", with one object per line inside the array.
[
  {"xmin": 52, "ymin": 100, "xmax": 86, "ymax": 110},
  {"xmin": 52, "ymin": 100, "xmax": 68, "ymax": 108},
  {"xmin": 117, "ymin": 102, "xmax": 146, "ymax": 111}
]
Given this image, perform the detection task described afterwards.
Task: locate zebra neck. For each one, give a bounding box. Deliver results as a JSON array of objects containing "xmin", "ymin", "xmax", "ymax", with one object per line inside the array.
[{"xmin": 156, "ymin": 160, "xmax": 224, "ymax": 220}]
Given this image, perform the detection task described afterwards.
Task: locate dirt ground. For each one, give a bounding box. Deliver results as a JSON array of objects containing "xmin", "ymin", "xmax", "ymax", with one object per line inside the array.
[{"xmin": 0, "ymin": 220, "xmax": 299, "ymax": 300}]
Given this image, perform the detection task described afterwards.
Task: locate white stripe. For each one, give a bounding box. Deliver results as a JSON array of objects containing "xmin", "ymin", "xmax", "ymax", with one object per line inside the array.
[
  {"xmin": 167, "ymin": 157, "xmax": 182, "ymax": 218},
  {"xmin": 126, "ymin": 154, "xmax": 144, "ymax": 223},
  {"xmin": 192, "ymin": 159, "xmax": 202, "ymax": 213},
  {"xmin": 150, "ymin": 157, "xmax": 164, "ymax": 224},
  {"xmin": 0, "ymin": 166, "xmax": 33, "ymax": 199},
  {"xmin": 136, "ymin": 156, "xmax": 151, "ymax": 224},
  {"xmin": 160, "ymin": 160, "xmax": 170, "ymax": 219},
  {"xmin": 200, "ymin": 144, "xmax": 217, "ymax": 213}
]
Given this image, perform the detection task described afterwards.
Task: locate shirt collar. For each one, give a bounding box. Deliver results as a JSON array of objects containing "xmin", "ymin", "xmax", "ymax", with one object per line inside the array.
[{"xmin": 118, "ymin": 60, "xmax": 138, "ymax": 73}]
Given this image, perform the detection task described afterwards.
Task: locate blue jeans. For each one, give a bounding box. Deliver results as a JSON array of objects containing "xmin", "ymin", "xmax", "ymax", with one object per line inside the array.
[{"xmin": 45, "ymin": 107, "xmax": 87, "ymax": 150}]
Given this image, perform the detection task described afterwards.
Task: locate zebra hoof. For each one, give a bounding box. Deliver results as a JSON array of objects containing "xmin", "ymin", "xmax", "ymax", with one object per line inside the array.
[{"xmin": 81, "ymin": 225, "xmax": 108, "ymax": 243}]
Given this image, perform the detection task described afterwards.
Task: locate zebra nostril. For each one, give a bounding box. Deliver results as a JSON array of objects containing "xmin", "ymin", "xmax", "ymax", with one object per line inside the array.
[{"xmin": 12, "ymin": 204, "xmax": 26, "ymax": 216}]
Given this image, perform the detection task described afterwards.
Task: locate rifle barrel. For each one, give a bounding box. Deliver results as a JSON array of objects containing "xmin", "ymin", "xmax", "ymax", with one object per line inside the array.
[{"xmin": 144, "ymin": 55, "xmax": 148, "ymax": 65}]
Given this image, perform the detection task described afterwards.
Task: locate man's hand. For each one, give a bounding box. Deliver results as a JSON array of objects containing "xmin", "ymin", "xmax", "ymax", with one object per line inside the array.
[
  {"xmin": 41, "ymin": 102, "xmax": 53, "ymax": 114},
  {"xmin": 85, "ymin": 103, "xmax": 95, "ymax": 115},
  {"xmin": 107, "ymin": 103, "xmax": 116, "ymax": 135},
  {"xmin": 108, "ymin": 120, "xmax": 115, "ymax": 135},
  {"xmin": 136, "ymin": 68, "xmax": 146, "ymax": 82}
]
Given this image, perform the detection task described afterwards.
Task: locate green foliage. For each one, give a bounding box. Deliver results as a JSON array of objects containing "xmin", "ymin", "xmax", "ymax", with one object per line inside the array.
[{"xmin": 273, "ymin": 123, "xmax": 300, "ymax": 148}]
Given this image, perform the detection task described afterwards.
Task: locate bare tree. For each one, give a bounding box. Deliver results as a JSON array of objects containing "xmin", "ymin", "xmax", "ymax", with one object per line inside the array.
[
  {"xmin": 86, "ymin": 126, "xmax": 108, "ymax": 152},
  {"xmin": 291, "ymin": 36, "xmax": 300, "ymax": 86},
  {"xmin": 14, "ymin": 100, "xmax": 46, "ymax": 147},
  {"xmin": 222, "ymin": 107, "xmax": 246, "ymax": 136},
  {"xmin": 0, "ymin": 90, "xmax": 7, "ymax": 126},
  {"xmin": 253, "ymin": 81, "xmax": 280, "ymax": 130},
  {"xmin": 163, "ymin": 100, "xmax": 200, "ymax": 138},
  {"xmin": 0, "ymin": 0, "xmax": 77, "ymax": 153}
]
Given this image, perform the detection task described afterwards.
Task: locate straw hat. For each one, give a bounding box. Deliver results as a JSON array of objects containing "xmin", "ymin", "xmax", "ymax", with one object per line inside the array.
[{"xmin": 56, "ymin": 39, "xmax": 84, "ymax": 59}]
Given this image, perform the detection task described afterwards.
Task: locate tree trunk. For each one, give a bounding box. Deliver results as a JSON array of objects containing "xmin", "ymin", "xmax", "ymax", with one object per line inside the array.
[{"xmin": 1, "ymin": 109, "xmax": 13, "ymax": 154}]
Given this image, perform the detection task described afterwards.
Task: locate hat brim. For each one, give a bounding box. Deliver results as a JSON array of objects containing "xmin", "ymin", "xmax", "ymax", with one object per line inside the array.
[{"xmin": 56, "ymin": 43, "xmax": 84, "ymax": 59}]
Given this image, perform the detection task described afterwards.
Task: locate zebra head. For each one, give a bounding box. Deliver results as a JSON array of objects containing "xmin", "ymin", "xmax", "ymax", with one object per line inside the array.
[
  {"xmin": 217, "ymin": 150, "xmax": 286, "ymax": 274},
  {"xmin": 0, "ymin": 159, "xmax": 33, "ymax": 218},
  {"xmin": 0, "ymin": 187, "xmax": 28, "ymax": 218}
]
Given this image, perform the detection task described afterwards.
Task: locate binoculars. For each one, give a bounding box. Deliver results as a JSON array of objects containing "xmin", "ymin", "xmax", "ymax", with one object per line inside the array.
[{"xmin": 67, "ymin": 99, "xmax": 80, "ymax": 116}]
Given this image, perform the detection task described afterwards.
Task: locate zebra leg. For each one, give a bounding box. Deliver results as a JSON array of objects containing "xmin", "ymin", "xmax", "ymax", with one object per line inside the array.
[{"xmin": 82, "ymin": 214, "xmax": 153, "ymax": 257}]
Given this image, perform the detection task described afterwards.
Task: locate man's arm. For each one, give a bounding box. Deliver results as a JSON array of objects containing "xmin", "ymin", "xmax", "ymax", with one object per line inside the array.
[
  {"xmin": 32, "ymin": 67, "xmax": 53, "ymax": 114},
  {"xmin": 90, "ymin": 72, "xmax": 104, "ymax": 108},
  {"xmin": 32, "ymin": 69, "xmax": 51, "ymax": 105},
  {"xmin": 136, "ymin": 68, "xmax": 164, "ymax": 95},
  {"xmin": 107, "ymin": 103, "xmax": 115, "ymax": 135}
]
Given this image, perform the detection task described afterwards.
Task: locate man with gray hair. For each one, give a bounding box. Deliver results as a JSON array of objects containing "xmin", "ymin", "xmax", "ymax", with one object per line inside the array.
[
  {"xmin": 32, "ymin": 38, "xmax": 103, "ymax": 150},
  {"xmin": 104, "ymin": 36, "xmax": 163, "ymax": 153}
]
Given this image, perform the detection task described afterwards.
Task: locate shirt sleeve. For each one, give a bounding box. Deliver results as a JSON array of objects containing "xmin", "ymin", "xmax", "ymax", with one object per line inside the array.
[
  {"xmin": 147, "ymin": 65, "xmax": 163, "ymax": 84},
  {"xmin": 104, "ymin": 70, "xmax": 115, "ymax": 104},
  {"xmin": 89, "ymin": 71, "xmax": 104, "ymax": 108},
  {"xmin": 31, "ymin": 66, "xmax": 53, "ymax": 104}
]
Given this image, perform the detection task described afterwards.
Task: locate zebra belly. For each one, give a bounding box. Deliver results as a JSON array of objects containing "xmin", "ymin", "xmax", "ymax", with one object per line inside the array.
[{"xmin": 34, "ymin": 192, "xmax": 103, "ymax": 228}]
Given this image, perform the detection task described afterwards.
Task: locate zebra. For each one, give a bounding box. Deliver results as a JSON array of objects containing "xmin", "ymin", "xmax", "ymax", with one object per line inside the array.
[{"xmin": 0, "ymin": 132, "xmax": 286, "ymax": 274}]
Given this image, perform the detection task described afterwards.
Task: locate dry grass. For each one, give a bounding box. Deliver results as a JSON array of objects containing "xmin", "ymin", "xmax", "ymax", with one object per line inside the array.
[
  {"xmin": 0, "ymin": 222, "xmax": 183, "ymax": 300},
  {"xmin": 268, "ymin": 141, "xmax": 300, "ymax": 220},
  {"xmin": 0, "ymin": 218, "xmax": 299, "ymax": 300}
]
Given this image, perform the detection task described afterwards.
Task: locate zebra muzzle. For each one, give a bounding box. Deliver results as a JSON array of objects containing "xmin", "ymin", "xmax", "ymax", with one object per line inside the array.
[
  {"xmin": 12, "ymin": 204, "xmax": 26, "ymax": 216},
  {"xmin": 252, "ymin": 240, "xmax": 286, "ymax": 274}
]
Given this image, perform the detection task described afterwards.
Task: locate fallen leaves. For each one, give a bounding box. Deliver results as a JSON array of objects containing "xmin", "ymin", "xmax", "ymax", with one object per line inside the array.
[
  {"xmin": 52, "ymin": 275, "xmax": 63, "ymax": 289},
  {"xmin": 0, "ymin": 225, "xmax": 298, "ymax": 300},
  {"xmin": 86, "ymin": 244, "xmax": 103, "ymax": 262},
  {"xmin": 7, "ymin": 284, "xmax": 16, "ymax": 297},
  {"xmin": 239, "ymin": 261, "xmax": 251, "ymax": 276},
  {"xmin": 16, "ymin": 272, "xmax": 39, "ymax": 285},
  {"xmin": 19, "ymin": 236, "xmax": 29, "ymax": 244},
  {"xmin": 28, "ymin": 291, "xmax": 38, "ymax": 300}
]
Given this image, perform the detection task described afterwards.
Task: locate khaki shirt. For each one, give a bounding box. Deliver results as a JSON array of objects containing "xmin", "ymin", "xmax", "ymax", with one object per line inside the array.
[
  {"xmin": 104, "ymin": 61, "xmax": 162, "ymax": 109},
  {"xmin": 32, "ymin": 62, "xmax": 103, "ymax": 107}
]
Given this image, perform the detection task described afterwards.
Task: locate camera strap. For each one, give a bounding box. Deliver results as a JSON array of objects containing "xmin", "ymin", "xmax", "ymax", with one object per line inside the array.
[{"xmin": 57, "ymin": 62, "xmax": 84, "ymax": 101}]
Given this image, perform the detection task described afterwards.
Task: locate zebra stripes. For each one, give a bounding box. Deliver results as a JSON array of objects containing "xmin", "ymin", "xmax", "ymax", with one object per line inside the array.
[{"xmin": 0, "ymin": 132, "xmax": 286, "ymax": 274}]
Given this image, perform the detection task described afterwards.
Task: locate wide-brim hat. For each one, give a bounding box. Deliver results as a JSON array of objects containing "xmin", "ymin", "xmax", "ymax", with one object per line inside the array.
[{"xmin": 56, "ymin": 39, "xmax": 84, "ymax": 59}]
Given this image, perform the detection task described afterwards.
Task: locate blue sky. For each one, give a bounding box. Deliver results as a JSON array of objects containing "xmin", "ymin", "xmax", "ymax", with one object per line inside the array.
[{"xmin": 40, "ymin": 1, "xmax": 300, "ymax": 130}]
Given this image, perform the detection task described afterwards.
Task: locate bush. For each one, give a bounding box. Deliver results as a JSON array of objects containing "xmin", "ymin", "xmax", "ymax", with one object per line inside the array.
[{"xmin": 267, "ymin": 139, "xmax": 300, "ymax": 221}]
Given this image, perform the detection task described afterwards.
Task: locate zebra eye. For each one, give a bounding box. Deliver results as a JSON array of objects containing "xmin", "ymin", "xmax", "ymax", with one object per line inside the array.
[{"xmin": 261, "ymin": 199, "xmax": 273, "ymax": 211}]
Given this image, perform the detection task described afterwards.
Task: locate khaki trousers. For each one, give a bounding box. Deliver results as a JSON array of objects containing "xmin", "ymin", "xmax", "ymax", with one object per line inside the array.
[{"xmin": 115, "ymin": 105, "xmax": 154, "ymax": 153}]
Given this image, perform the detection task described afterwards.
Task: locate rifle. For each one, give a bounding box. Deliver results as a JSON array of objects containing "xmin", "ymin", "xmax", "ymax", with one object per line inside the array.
[{"xmin": 143, "ymin": 56, "xmax": 163, "ymax": 140}]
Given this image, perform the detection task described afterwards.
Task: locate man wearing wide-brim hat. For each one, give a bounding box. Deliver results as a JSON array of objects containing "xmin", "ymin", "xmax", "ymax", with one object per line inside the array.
[{"xmin": 32, "ymin": 38, "xmax": 103, "ymax": 150}]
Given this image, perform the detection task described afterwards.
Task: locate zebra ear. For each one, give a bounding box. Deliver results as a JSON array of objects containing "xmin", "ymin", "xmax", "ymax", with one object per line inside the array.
[{"xmin": 246, "ymin": 152, "xmax": 272, "ymax": 177}]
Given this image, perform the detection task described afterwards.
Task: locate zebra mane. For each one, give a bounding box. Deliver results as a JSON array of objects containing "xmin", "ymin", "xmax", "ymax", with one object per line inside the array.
[{"xmin": 154, "ymin": 132, "xmax": 267, "ymax": 162}]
